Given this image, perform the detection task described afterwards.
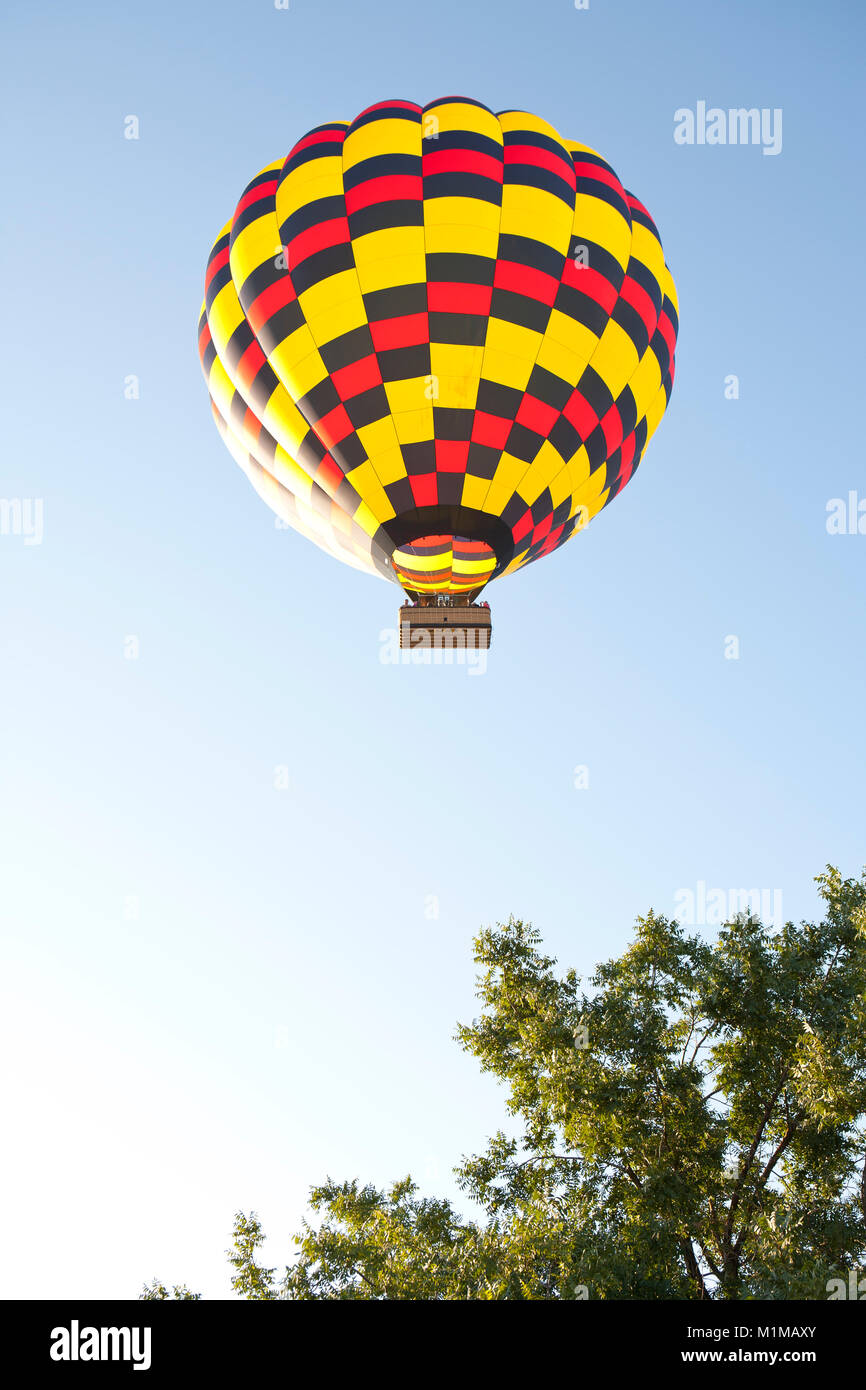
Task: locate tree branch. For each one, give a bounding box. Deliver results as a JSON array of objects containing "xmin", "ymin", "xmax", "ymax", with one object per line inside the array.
[{"xmin": 724, "ymin": 1078, "xmax": 788, "ymax": 1246}]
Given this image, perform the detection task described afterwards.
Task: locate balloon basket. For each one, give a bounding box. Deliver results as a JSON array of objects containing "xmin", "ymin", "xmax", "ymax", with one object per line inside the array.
[{"xmin": 398, "ymin": 605, "xmax": 492, "ymax": 651}]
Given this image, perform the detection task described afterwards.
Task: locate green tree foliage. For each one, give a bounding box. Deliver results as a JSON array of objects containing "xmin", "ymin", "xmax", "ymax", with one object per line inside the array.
[
  {"xmin": 140, "ymin": 1281, "xmax": 200, "ymax": 1301},
  {"xmin": 143, "ymin": 867, "xmax": 866, "ymax": 1300}
]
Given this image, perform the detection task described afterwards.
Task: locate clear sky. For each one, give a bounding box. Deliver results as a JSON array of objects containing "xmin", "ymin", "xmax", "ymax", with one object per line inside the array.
[{"xmin": 1, "ymin": 0, "xmax": 864, "ymax": 1299}]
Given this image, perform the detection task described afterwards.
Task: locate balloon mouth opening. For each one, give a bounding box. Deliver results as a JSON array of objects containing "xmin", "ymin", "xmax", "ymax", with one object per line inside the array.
[{"xmin": 391, "ymin": 534, "xmax": 496, "ymax": 599}]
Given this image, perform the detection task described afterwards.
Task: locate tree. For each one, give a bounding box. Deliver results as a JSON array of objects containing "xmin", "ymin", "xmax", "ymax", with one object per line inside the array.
[{"xmin": 143, "ymin": 866, "xmax": 866, "ymax": 1300}]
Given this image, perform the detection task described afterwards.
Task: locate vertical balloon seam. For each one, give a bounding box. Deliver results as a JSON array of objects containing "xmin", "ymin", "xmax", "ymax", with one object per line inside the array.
[
  {"xmin": 211, "ymin": 176, "xmax": 392, "ymax": 582},
  {"xmin": 237, "ymin": 144, "xmax": 394, "ymax": 582},
  {"xmin": 450, "ymin": 99, "xmax": 508, "ymax": 566},
  {"xmin": 503, "ymin": 142, "xmax": 635, "ymax": 573},
  {"xmin": 283, "ymin": 115, "xmax": 386, "ymax": 531},
  {"xmin": 345, "ymin": 101, "xmax": 427, "ymax": 536},
  {"xmin": 471, "ymin": 107, "xmax": 581, "ymax": 556},
  {"xmin": 421, "ymin": 96, "xmax": 506, "ymax": 582}
]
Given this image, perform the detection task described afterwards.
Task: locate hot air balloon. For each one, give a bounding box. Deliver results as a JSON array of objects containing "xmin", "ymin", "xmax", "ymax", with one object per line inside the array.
[{"xmin": 198, "ymin": 97, "xmax": 678, "ymax": 650}]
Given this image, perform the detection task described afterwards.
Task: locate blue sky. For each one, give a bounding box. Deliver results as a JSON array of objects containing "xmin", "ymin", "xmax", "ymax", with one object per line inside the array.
[{"xmin": 1, "ymin": 0, "xmax": 864, "ymax": 1297}]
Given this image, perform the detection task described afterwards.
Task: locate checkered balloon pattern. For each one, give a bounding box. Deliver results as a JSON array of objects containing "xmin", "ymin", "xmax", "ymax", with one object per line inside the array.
[{"xmin": 198, "ymin": 97, "xmax": 678, "ymax": 600}]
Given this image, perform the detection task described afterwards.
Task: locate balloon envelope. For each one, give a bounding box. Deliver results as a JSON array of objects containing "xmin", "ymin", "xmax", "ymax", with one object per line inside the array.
[{"xmin": 198, "ymin": 97, "xmax": 678, "ymax": 600}]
